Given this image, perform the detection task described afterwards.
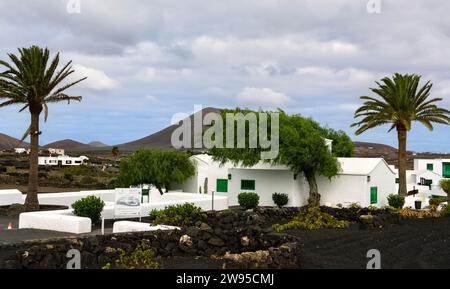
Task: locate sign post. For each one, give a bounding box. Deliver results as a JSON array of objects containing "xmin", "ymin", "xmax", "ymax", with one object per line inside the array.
[{"xmin": 114, "ymin": 188, "xmax": 142, "ymax": 220}]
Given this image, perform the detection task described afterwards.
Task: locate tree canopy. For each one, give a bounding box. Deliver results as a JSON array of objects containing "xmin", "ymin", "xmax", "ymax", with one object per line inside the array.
[{"xmin": 118, "ymin": 149, "xmax": 196, "ymax": 194}]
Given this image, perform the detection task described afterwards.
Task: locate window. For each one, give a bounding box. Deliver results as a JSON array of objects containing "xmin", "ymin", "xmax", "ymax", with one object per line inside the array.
[
  {"xmin": 370, "ymin": 187, "xmax": 378, "ymax": 204},
  {"xmin": 216, "ymin": 179, "xmax": 228, "ymax": 193},
  {"xmin": 443, "ymin": 163, "xmax": 450, "ymax": 178},
  {"xmin": 427, "ymin": 163, "xmax": 434, "ymax": 171},
  {"xmin": 395, "ymin": 178, "xmax": 399, "ymax": 184},
  {"xmin": 241, "ymin": 179, "xmax": 255, "ymax": 190}
]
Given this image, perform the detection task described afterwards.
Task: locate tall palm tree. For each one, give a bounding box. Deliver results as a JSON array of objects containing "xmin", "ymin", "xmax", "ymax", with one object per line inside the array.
[
  {"xmin": 0, "ymin": 46, "xmax": 86, "ymax": 211},
  {"xmin": 352, "ymin": 73, "xmax": 450, "ymax": 196}
]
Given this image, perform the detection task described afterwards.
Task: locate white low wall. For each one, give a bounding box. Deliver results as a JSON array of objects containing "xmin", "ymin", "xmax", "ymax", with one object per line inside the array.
[
  {"xmin": 18, "ymin": 191, "xmax": 228, "ymax": 234},
  {"xmin": 19, "ymin": 209, "xmax": 92, "ymax": 234},
  {"xmin": 0, "ymin": 189, "xmax": 24, "ymax": 206},
  {"xmin": 112, "ymin": 221, "xmax": 179, "ymax": 233}
]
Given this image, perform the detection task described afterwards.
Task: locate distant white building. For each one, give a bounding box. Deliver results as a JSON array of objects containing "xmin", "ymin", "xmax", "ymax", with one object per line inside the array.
[
  {"xmin": 38, "ymin": 155, "xmax": 89, "ymax": 166},
  {"xmin": 45, "ymin": 148, "xmax": 65, "ymax": 156},
  {"xmin": 14, "ymin": 148, "xmax": 30, "ymax": 154},
  {"xmin": 176, "ymin": 154, "xmax": 396, "ymax": 208},
  {"xmin": 391, "ymin": 158, "xmax": 450, "ymax": 197}
]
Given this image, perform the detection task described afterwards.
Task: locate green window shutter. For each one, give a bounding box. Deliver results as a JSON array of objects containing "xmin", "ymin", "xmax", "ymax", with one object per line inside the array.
[
  {"xmin": 370, "ymin": 187, "xmax": 378, "ymax": 204},
  {"xmin": 443, "ymin": 163, "xmax": 450, "ymax": 178},
  {"xmin": 241, "ymin": 179, "xmax": 255, "ymax": 190},
  {"xmin": 216, "ymin": 179, "xmax": 228, "ymax": 193},
  {"xmin": 427, "ymin": 163, "xmax": 434, "ymax": 171}
]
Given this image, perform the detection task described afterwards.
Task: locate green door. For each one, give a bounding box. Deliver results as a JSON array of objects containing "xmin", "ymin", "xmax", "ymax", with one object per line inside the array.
[
  {"xmin": 370, "ymin": 187, "xmax": 378, "ymax": 204},
  {"xmin": 216, "ymin": 179, "xmax": 228, "ymax": 193},
  {"xmin": 443, "ymin": 163, "xmax": 450, "ymax": 178}
]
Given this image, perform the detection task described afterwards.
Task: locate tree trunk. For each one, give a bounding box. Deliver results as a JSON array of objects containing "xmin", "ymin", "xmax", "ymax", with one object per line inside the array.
[
  {"xmin": 24, "ymin": 112, "xmax": 40, "ymax": 211},
  {"xmin": 397, "ymin": 127, "xmax": 408, "ymax": 196},
  {"xmin": 157, "ymin": 187, "xmax": 164, "ymax": 195},
  {"xmin": 305, "ymin": 171, "xmax": 320, "ymax": 207}
]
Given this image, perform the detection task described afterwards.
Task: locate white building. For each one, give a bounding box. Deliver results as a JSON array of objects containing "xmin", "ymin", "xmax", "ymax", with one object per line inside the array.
[
  {"xmin": 414, "ymin": 159, "xmax": 450, "ymax": 179},
  {"xmin": 38, "ymin": 155, "xmax": 89, "ymax": 166},
  {"xmin": 45, "ymin": 148, "xmax": 65, "ymax": 156},
  {"xmin": 176, "ymin": 154, "xmax": 396, "ymax": 208},
  {"xmin": 14, "ymin": 148, "xmax": 30, "ymax": 154}
]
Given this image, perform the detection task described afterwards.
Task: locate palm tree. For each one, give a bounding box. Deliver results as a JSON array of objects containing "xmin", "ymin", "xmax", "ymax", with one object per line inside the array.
[
  {"xmin": 352, "ymin": 73, "xmax": 450, "ymax": 196},
  {"xmin": 0, "ymin": 46, "xmax": 86, "ymax": 211}
]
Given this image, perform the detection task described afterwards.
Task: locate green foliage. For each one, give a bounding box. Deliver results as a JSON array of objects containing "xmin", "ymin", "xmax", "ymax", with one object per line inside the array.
[
  {"xmin": 272, "ymin": 193, "xmax": 289, "ymax": 207},
  {"xmin": 429, "ymin": 197, "xmax": 447, "ymax": 207},
  {"xmin": 119, "ymin": 149, "xmax": 196, "ymax": 194},
  {"xmin": 440, "ymin": 179, "xmax": 450, "ymax": 194},
  {"xmin": 71, "ymin": 195, "xmax": 105, "ymax": 225},
  {"xmin": 380, "ymin": 205, "xmax": 396, "ymax": 211},
  {"xmin": 321, "ymin": 127, "xmax": 355, "ymax": 157},
  {"xmin": 112, "ymin": 146, "xmax": 119, "ymax": 157},
  {"xmin": 367, "ymin": 205, "xmax": 378, "ymax": 211},
  {"xmin": 62, "ymin": 165, "xmax": 105, "ymax": 177},
  {"xmin": 238, "ymin": 192, "xmax": 260, "ymax": 209},
  {"xmin": 149, "ymin": 203, "xmax": 202, "ymax": 226},
  {"xmin": 273, "ymin": 206, "xmax": 349, "ymax": 231},
  {"xmin": 348, "ymin": 202, "xmax": 362, "ymax": 209},
  {"xmin": 387, "ymin": 194, "xmax": 405, "ymax": 209},
  {"xmin": 440, "ymin": 205, "xmax": 450, "ymax": 218},
  {"xmin": 103, "ymin": 241, "xmax": 160, "ymax": 269},
  {"xmin": 352, "ymin": 73, "xmax": 450, "ymax": 135}
]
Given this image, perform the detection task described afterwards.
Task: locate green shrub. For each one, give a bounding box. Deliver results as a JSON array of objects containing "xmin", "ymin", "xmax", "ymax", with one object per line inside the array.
[
  {"xmin": 238, "ymin": 192, "xmax": 260, "ymax": 210},
  {"xmin": 149, "ymin": 203, "xmax": 202, "ymax": 226},
  {"xmin": 367, "ymin": 205, "xmax": 378, "ymax": 211},
  {"xmin": 272, "ymin": 193, "xmax": 289, "ymax": 207},
  {"xmin": 63, "ymin": 165, "xmax": 97, "ymax": 176},
  {"xmin": 380, "ymin": 205, "xmax": 396, "ymax": 211},
  {"xmin": 440, "ymin": 205, "xmax": 450, "ymax": 218},
  {"xmin": 273, "ymin": 206, "xmax": 349, "ymax": 231},
  {"xmin": 71, "ymin": 195, "xmax": 105, "ymax": 225},
  {"xmin": 440, "ymin": 179, "xmax": 450, "ymax": 194},
  {"xmin": 103, "ymin": 241, "xmax": 160, "ymax": 269},
  {"xmin": 348, "ymin": 202, "xmax": 362, "ymax": 209},
  {"xmin": 387, "ymin": 194, "xmax": 405, "ymax": 209},
  {"xmin": 429, "ymin": 197, "xmax": 447, "ymax": 207}
]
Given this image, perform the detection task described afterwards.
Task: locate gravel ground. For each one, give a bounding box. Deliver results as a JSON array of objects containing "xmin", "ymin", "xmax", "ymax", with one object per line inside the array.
[{"xmin": 287, "ymin": 218, "xmax": 450, "ymax": 269}]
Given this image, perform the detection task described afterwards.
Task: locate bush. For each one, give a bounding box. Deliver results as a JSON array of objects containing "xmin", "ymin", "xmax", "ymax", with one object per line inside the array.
[
  {"xmin": 149, "ymin": 203, "xmax": 202, "ymax": 226},
  {"xmin": 429, "ymin": 197, "xmax": 447, "ymax": 207},
  {"xmin": 273, "ymin": 206, "xmax": 349, "ymax": 231},
  {"xmin": 103, "ymin": 241, "xmax": 160, "ymax": 269},
  {"xmin": 399, "ymin": 207, "xmax": 438, "ymax": 219},
  {"xmin": 367, "ymin": 205, "xmax": 378, "ymax": 211},
  {"xmin": 71, "ymin": 195, "xmax": 105, "ymax": 225},
  {"xmin": 238, "ymin": 192, "xmax": 260, "ymax": 210},
  {"xmin": 348, "ymin": 202, "xmax": 362, "ymax": 209},
  {"xmin": 272, "ymin": 193, "xmax": 289, "ymax": 207},
  {"xmin": 440, "ymin": 179, "xmax": 450, "ymax": 194},
  {"xmin": 387, "ymin": 194, "xmax": 405, "ymax": 209},
  {"xmin": 440, "ymin": 205, "xmax": 450, "ymax": 218}
]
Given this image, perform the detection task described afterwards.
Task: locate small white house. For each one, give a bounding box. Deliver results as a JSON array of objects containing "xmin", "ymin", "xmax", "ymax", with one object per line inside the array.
[
  {"xmin": 45, "ymin": 148, "xmax": 65, "ymax": 156},
  {"xmin": 176, "ymin": 154, "xmax": 397, "ymax": 208},
  {"xmin": 14, "ymin": 148, "xmax": 30, "ymax": 154},
  {"xmin": 38, "ymin": 155, "xmax": 89, "ymax": 166}
]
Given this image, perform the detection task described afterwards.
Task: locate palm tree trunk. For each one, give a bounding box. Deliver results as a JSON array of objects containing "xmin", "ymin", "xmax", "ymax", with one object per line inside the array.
[
  {"xmin": 305, "ymin": 170, "xmax": 320, "ymax": 207},
  {"xmin": 397, "ymin": 127, "xmax": 408, "ymax": 196},
  {"xmin": 24, "ymin": 112, "xmax": 40, "ymax": 211}
]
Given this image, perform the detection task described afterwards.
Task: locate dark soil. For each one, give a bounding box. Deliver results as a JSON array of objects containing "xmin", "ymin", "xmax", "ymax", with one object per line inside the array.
[{"xmin": 287, "ymin": 217, "xmax": 450, "ymax": 269}]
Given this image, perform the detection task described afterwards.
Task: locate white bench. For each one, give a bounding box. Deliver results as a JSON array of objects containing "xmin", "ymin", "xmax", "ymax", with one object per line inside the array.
[
  {"xmin": 113, "ymin": 221, "xmax": 179, "ymax": 233},
  {"xmin": 19, "ymin": 210, "xmax": 92, "ymax": 234},
  {"xmin": 0, "ymin": 189, "xmax": 24, "ymax": 206}
]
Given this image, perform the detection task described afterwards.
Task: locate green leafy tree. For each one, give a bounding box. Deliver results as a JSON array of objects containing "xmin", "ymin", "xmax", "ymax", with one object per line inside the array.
[
  {"xmin": 440, "ymin": 179, "xmax": 450, "ymax": 205},
  {"xmin": 112, "ymin": 146, "xmax": 119, "ymax": 157},
  {"xmin": 0, "ymin": 46, "xmax": 86, "ymax": 211},
  {"xmin": 118, "ymin": 149, "xmax": 196, "ymax": 195},
  {"xmin": 352, "ymin": 73, "xmax": 450, "ymax": 196},
  {"xmin": 209, "ymin": 109, "xmax": 352, "ymax": 207}
]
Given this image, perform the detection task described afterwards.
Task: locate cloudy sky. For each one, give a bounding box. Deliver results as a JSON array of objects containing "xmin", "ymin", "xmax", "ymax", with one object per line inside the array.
[{"xmin": 0, "ymin": 0, "xmax": 449, "ymax": 152}]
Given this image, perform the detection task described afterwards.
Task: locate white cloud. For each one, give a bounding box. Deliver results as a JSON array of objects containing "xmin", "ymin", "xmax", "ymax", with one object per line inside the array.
[
  {"xmin": 236, "ymin": 87, "xmax": 291, "ymax": 108},
  {"xmin": 72, "ymin": 65, "xmax": 119, "ymax": 90}
]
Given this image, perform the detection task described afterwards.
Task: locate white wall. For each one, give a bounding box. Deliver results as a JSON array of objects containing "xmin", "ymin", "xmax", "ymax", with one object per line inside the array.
[
  {"xmin": 227, "ymin": 168, "xmax": 300, "ymax": 207},
  {"xmin": 317, "ymin": 175, "xmax": 367, "ymax": 207},
  {"xmin": 414, "ymin": 159, "xmax": 450, "ymax": 177},
  {"xmin": 367, "ymin": 161, "xmax": 396, "ymax": 206}
]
